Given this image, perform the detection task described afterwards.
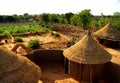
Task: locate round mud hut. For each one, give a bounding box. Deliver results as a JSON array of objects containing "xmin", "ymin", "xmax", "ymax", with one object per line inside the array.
[
  {"xmin": 94, "ymin": 23, "xmax": 120, "ymax": 48},
  {"xmin": 63, "ymin": 31, "xmax": 112, "ymax": 83},
  {"xmin": 0, "ymin": 47, "xmax": 41, "ymax": 83}
]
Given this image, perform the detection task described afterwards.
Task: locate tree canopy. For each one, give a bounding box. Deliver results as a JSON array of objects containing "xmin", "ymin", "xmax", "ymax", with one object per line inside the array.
[
  {"xmin": 78, "ymin": 9, "xmax": 92, "ymax": 29},
  {"xmin": 0, "ymin": 10, "xmax": 120, "ymax": 30}
]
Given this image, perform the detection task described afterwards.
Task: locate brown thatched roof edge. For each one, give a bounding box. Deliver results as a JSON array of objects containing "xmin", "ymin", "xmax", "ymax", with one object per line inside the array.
[{"xmin": 0, "ymin": 47, "xmax": 41, "ymax": 82}]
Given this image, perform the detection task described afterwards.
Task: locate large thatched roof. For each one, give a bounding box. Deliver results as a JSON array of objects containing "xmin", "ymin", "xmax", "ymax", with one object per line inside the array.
[
  {"xmin": 0, "ymin": 47, "xmax": 41, "ymax": 83},
  {"xmin": 94, "ymin": 23, "xmax": 120, "ymax": 41},
  {"xmin": 63, "ymin": 31, "xmax": 112, "ymax": 64}
]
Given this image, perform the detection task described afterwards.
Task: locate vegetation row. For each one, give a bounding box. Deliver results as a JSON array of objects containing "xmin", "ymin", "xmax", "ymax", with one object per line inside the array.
[{"xmin": 0, "ymin": 9, "xmax": 120, "ymax": 30}]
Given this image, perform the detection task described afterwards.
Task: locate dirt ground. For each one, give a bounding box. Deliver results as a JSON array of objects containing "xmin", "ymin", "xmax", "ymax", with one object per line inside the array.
[
  {"xmin": 105, "ymin": 47, "xmax": 120, "ymax": 64},
  {"xmin": 0, "ymin": 31, "xmax": 70, "ymax": 54},
  {"xmin": 39, "ymin": 64, "xmax": 79, "ymax": 83}
]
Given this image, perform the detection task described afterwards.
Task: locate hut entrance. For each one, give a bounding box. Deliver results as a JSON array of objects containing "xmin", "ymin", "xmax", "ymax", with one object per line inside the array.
[
  {"xmin": 64, "ymin": 58, "xmax": 69, "ymax": 74},
  {"xmin": 104, "ymin": 39, "xmax": 119, "ymax": 48},
  {"xmin": 99, "ymin": 39, "xmax": 104, "ymax": 44}
]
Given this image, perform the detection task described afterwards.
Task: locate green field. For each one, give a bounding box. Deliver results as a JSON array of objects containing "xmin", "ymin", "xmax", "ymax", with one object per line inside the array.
[{"xmin": 0, "ymin": 23, "xmax": 51, "ymax": 35}]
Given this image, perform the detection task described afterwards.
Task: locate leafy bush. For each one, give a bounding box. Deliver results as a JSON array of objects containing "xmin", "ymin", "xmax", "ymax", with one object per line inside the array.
[
  {"xmin": 54, "ymin": 33, "xmax": 60, "ymax": 37},
  {"xmin": 67, "ymin": 37, "xmax": 76, "ymax": 47},
  {"xmin": 14, "ymin": 36, "xmax": 23, "ymax": 42},
  {"xmin": 28, "ymin": 39, "xmax": 40, "ymax": 49},
  {"xmin": 51, "ymin": 32, "xmax": 60, "ymax": 37}
]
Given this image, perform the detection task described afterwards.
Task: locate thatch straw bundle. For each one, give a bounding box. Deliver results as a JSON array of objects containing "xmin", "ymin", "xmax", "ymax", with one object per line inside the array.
[
  {"xmin": 94, "ymin": 23, "xmax": 120, "ymax": 41},
  {"xmin": 63, "ymin": 31, "xmax": 111, "ymax": 64},
  {"xmin": 0, "ymin": 47, "xmax": 41, "ymax": 83}
]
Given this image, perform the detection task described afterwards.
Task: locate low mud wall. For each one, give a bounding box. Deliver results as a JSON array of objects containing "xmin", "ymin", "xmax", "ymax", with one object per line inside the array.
[{"xmin": 26, "ymin": 49, "xmax": 64, "ymax": 65}]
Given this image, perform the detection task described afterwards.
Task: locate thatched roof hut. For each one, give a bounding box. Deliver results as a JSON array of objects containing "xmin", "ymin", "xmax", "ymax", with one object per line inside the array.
[
  {"xmin": 94, "ymin": 23, "xmax": 120, "ymax": 41},
  {"xmin": 94, "ymin": 23, "xmax": 120, "ymax": 48},
  {"xmin": 63, "ymin": 31, "xmax": 112, "ymax": 82},
  {"xmin": 63, "ymin": 31, "xmax": 111, "ymax": 64},
  {"xmin": 0, "ymin": 47, "xmax": 41, "ymax": 83}
]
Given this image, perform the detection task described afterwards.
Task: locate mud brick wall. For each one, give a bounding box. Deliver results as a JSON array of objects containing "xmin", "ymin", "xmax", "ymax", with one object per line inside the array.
[{"xmin": 31, "ymin": 49, "xmax": 64, "ymax": 65}]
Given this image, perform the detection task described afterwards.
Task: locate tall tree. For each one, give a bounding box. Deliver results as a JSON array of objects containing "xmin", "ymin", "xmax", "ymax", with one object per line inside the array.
[
  {"xmin": 49, "ymin": 14, "xmax": 59, "ymax": 23},
  {"xmin": 113, "ymin": 12, "xmax": 120, "ymax": 17},
  {"xmin": 65, "ymin": 12, "xmax": 74, "ymax": 24},
  {"xmin": 33, "ymin": 15, "xmax": 40, "ymax": 22},
  {"xmin": 70, "ymin": 14, "xmax": 81, "ymax": 26},
  {"xmin": 23, "ymin": 13, "xmax": 29, "ymax": 21},
  {"xmin": 13, "ymin": 14, "xmax": 19, "ymax": 22},
  {"xmin": 78, "ymin": 9, "xmax": 92, "ymax": 29},
  {"xmin": 113, "ymin": 12, "xmax": 120, "ymax": 30},
  {"xmin": 41, "ymin": 13, "xmax": 49, "ymax": 22},
  {"xmin": 98, "ymin": 13, "xmax": 111, "ymax": 28}
]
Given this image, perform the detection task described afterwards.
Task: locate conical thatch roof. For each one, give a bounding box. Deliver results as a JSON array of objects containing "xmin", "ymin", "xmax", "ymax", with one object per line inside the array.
[
  {"xmin": 94, "ymin": 23, "xmax": 120, "ymax": 41},
  {"xmin": 0, "ymin": 47, "xmax": 41, "ymax": 83},
  {"xmin": 63, "ymin": 31, "xmax": 111, "ymax": 64}
]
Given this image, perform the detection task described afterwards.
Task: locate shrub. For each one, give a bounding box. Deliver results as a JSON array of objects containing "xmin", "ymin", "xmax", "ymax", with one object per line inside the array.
[
  {"xmin": 54, "ymin": 32, "xmax": 60, "ymax": 37},
  {"xmin": 28, "ymin": 39, "xmax": 39, "ymax": 49},
  {"xmin": 14, "ymin": 36, "xmax": 23, "ymax": 42},
  {"xmin": 3, "ymin": 30, "xmax": 10, "ymax": 38},
  {"xmin": 67, "ymin": 37, "xmax": 76, "ymax": 47},
  {"xmin": 51, "ymin": 32, "xmax": 60, "ymax": 37}
]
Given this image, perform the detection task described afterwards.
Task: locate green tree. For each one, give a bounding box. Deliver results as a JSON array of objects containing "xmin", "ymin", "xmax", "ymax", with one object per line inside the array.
[
  {"xmin": 59, "ymin": 14, "xmax": 65, "ymax": 24},
  {"xmin": 65, "ymin": 12, "xmax": 74, "ymax": 24},
  {"xmin": 70, "ymin": 14, "xmax": 81, "ymax": 25},
  {"xmin": 41, "ymin": 13, "xmax": 49, "ymax": 22},
  {"xmin": 18, "ymin": 15, "xmax": 24, "ymax": 22},
  {"xmin": 98, "ymin": 13, "xmax": 111, "ymax": 28},
  {"xmin": 78, "ymin": 9, "xmax": 92, "ymax": 29},
  {"xmin": 113, "ymin": 12, "xmax": 120, "ymax": 17},
  {"xmin": 13, "ymin": 14, "xmax": 19, "ymax": 22},
  {"xmin": 49, "ymin": 14, "xmax": 59, "ymax": 23},
  {"xmin": 90, "ymin": 19, "xmax": 98, "ymax": 30},
  {"xmin": 23, "ymin": 13, "xmax": 29, "ymax": 21},
  {"xmin": 33, "ymin": 15, "xmax": 40, "ymax": 22}
]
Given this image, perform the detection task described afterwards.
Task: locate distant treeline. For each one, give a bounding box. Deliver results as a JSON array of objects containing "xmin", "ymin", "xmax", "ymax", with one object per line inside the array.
[{"xmin": 0, "ymin": 9, "xmax": 120, "ymax": 30}]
